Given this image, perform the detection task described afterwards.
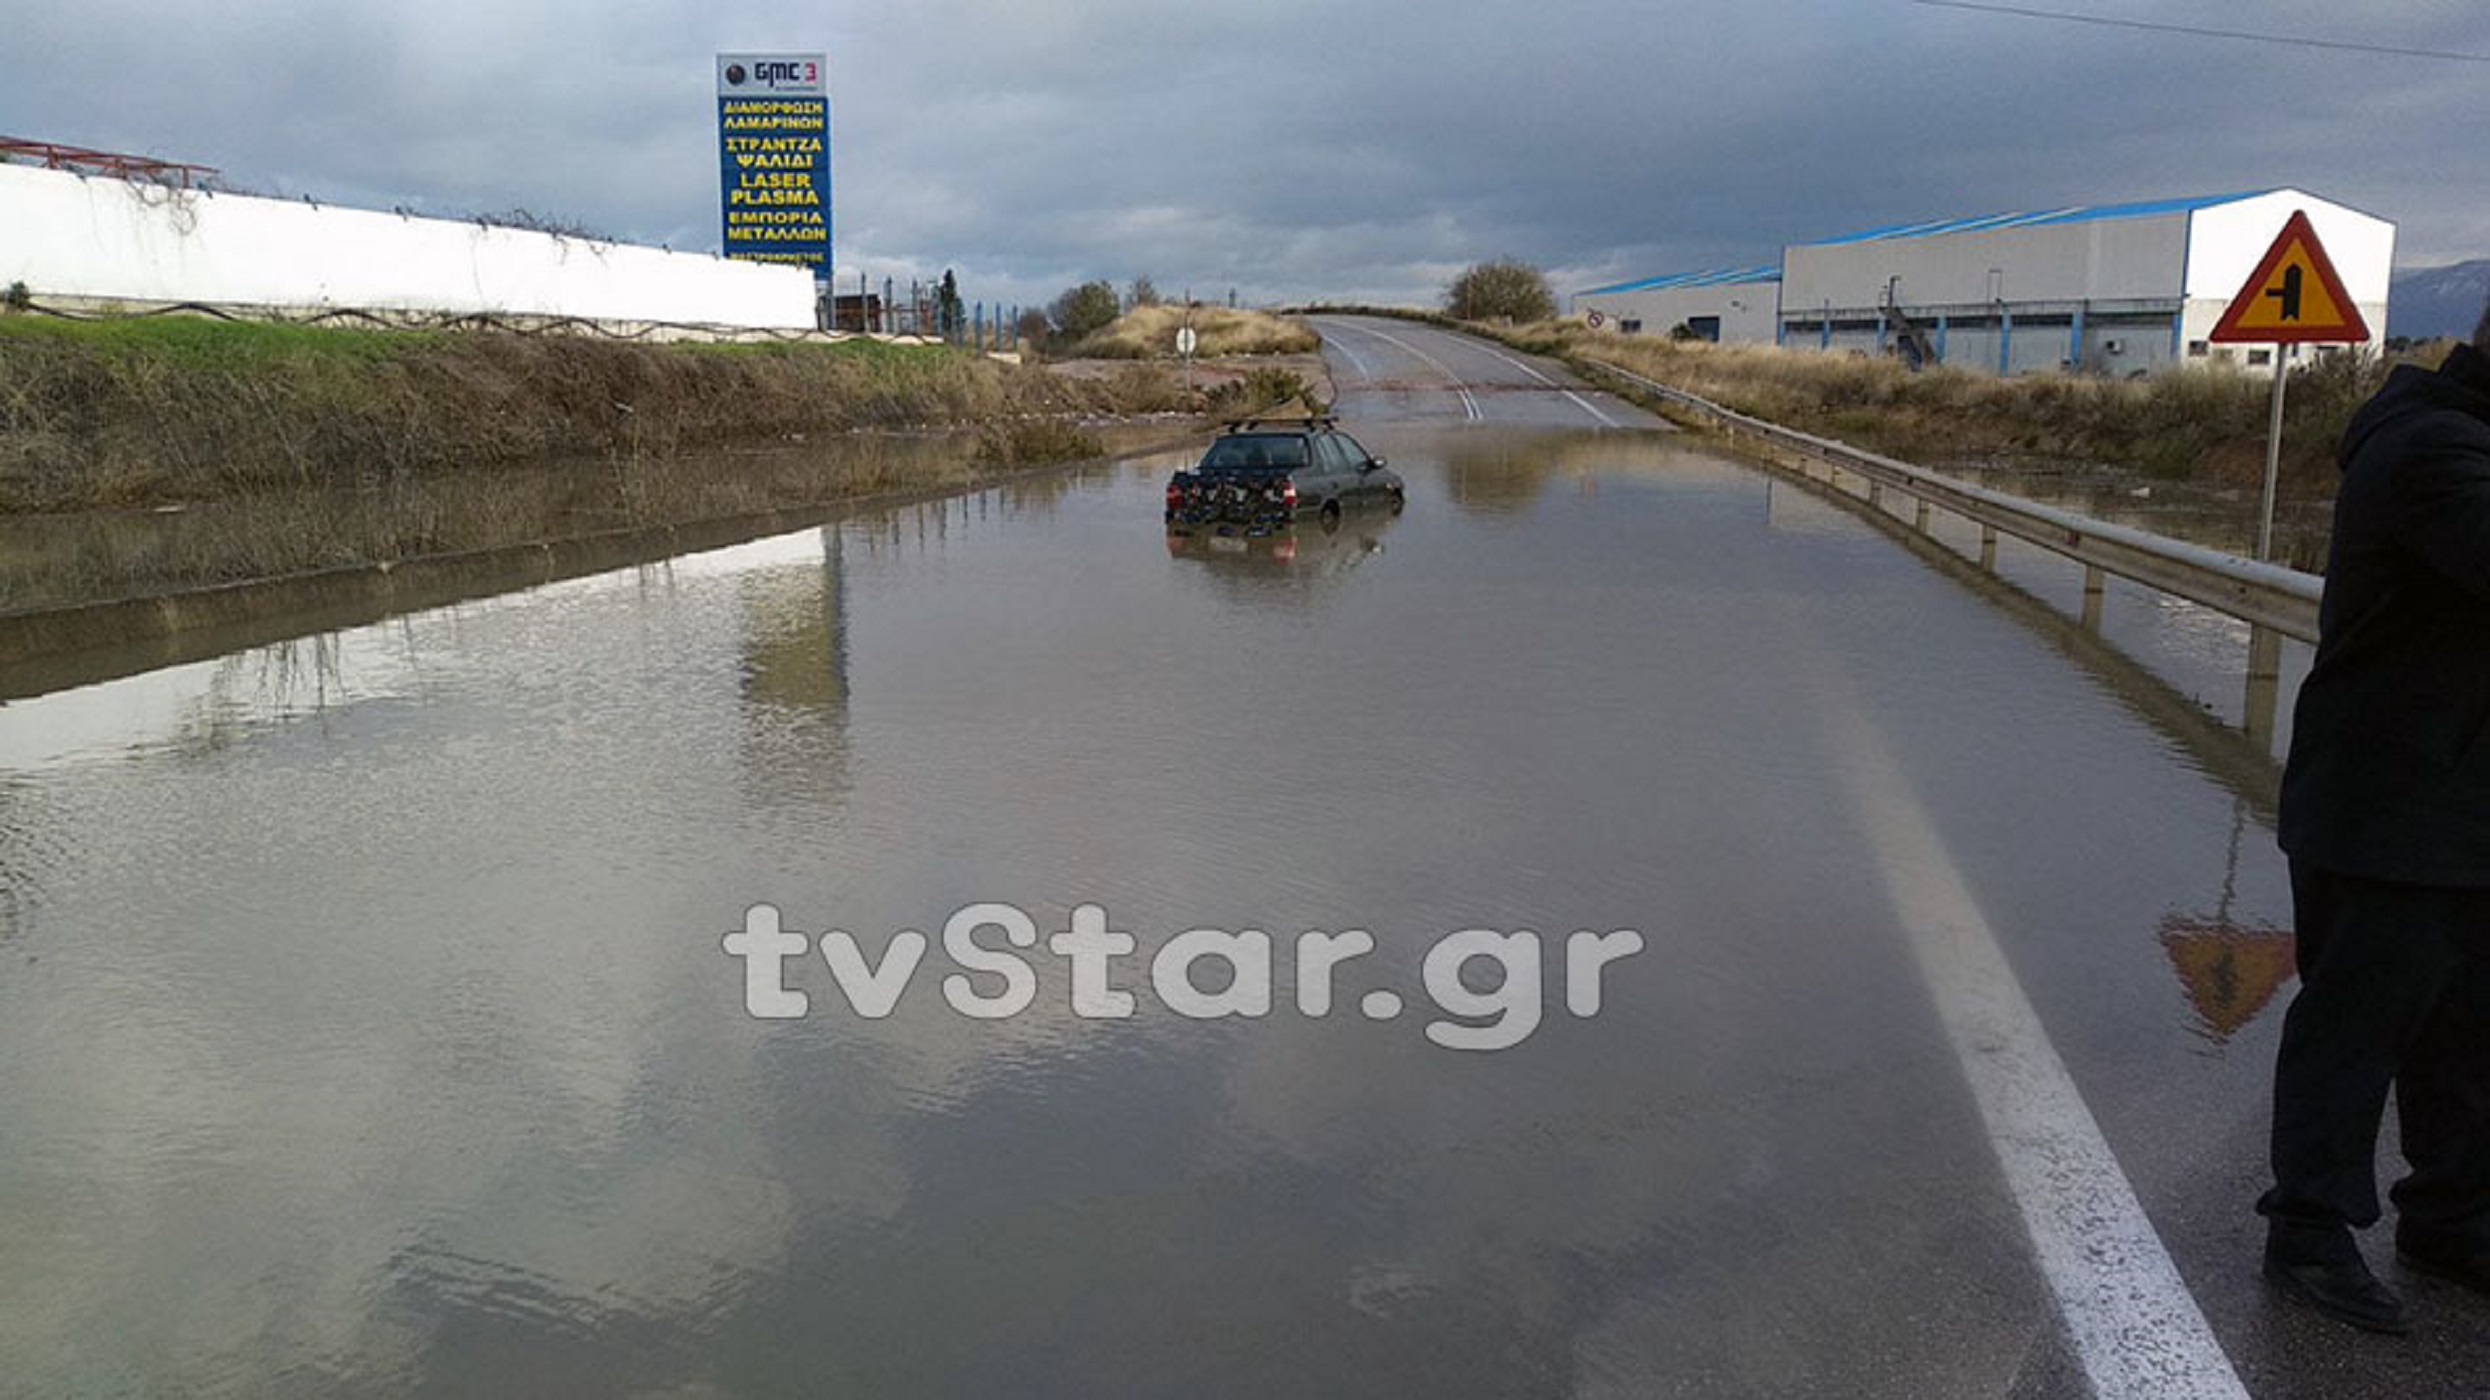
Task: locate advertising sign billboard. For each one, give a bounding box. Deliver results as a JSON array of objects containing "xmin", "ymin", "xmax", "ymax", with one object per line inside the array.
[{"xmin": 717, "ymin": 53, "xmax": 830, "ymax": 280}]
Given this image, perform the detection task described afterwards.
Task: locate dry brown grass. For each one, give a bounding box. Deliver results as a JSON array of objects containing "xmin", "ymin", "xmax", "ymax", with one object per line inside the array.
[
  {"xmin": 1525, "ymin": 322, "xmax": 2438, "ymax": 502},
  {"xmin": 1068, "ymin": 304, "xmax": 1320, "ymax": 359}
]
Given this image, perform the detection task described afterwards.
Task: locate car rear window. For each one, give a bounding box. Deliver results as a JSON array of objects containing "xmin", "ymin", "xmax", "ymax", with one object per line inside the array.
[{"xmin": 1201, "ymin": 435, "xmax": 1309, "ymax": 471}]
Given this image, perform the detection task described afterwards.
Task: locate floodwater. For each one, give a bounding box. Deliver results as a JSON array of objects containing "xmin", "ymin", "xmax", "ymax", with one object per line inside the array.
[{"xmin": 0, "ymin": 418, "xmax": 2463, "ymax": 1396}]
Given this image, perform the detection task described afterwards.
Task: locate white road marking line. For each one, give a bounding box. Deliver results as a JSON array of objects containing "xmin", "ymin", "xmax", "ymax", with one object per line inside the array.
[
  {"xmin": 1466, "ymin": 341, "xmax": 1624, "ymax": 428},
  {"xmin": 1320, "ymin": 319, "xmax": 1482, "ymax": 421},
  {"xmin": 1804, "ymin": 635, "xmax": 2251, "ymax": 1400},
  {"xmin": 1325, "ymin": 329, "xmax": 1376, "ymax": 383}
]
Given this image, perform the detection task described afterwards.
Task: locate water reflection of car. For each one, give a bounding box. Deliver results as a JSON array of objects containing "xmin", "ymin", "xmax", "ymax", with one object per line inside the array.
[
  {"xmin": 1164, "ymin": 417, "xmax": 1405, "ymax": 535},
  {"xmin": 1164, "ymin": 510, "xmax": 1395, "ymax": 586}
]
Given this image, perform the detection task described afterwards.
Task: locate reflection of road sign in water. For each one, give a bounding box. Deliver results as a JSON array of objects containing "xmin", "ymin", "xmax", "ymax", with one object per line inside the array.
[
  {"xmin": 2158, "ymin": 799, "xmax": 2298, "ymax": 1042},
  {"xmin": 2160, "ymin": 917, "xmax": 2296, "ymax": 1042},
  {"xmin": 2209, "ymin": 210, "xmax": 2369, "ymax": 345},
  {"xmin": 2161, "ymin": 797, "xmax": 2290, "ymax": 1036}
]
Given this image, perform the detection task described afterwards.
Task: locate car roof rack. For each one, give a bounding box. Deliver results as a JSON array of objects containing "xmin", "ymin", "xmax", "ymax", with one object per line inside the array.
[{"xmin": 1221, "ymin": 413, "xmax": 1339, "ymax": 434}]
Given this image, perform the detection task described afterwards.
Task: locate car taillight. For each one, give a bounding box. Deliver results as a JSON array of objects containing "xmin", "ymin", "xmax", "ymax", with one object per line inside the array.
[
  {"xmin": 1282, "ymin": 481, "xmax": 1298, "ymax": 508},
  {"xmin": 1166, "ymin": 482, "xmax": 1183, "ymax": 509}
]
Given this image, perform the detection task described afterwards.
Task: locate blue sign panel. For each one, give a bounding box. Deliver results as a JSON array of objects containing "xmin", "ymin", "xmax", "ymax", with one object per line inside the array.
[{"xmin": 717, "ymin": 52, "xmax": 831, "ymax": 280}]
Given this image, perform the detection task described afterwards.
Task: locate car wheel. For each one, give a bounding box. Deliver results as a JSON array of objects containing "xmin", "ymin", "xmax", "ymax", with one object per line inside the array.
[
  {"xmin": 1321, "ymin": 499, "xmax": 1342, "ymax": 524},
  {"xmin": 1388, "ymin": 488, "xmax": 1405, "ymax": 514}
]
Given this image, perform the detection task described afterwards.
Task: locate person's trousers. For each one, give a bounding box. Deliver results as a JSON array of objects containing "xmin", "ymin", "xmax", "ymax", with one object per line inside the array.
[{"xmin": 2260, "ymin": 862, "xmax": 2490, "ymax": 1261}]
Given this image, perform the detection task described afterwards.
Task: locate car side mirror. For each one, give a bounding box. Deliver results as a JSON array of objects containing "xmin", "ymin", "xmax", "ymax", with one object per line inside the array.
[{"xmin": 1362, "ymin": 457, "xmax": 1385, "ymax": 471}]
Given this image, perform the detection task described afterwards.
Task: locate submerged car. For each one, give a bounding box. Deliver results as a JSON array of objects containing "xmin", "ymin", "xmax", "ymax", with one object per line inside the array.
[{"xmin": 1164, "ymin": 417, "xmax": 1405, "ymax": 534}]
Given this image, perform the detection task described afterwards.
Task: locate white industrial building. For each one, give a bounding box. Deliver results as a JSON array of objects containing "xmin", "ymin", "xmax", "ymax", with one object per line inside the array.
[
  {"xmin": 1571, "ymin": 266, "xmax": 1780, "ymax": 344},
  {"xmin": 1777, "ymin": 189, "xmax": 2394, "ymax": 376},
  {"xmin": 1575, "ymin": 189, "xmax": 2394, "ymax": 377}
]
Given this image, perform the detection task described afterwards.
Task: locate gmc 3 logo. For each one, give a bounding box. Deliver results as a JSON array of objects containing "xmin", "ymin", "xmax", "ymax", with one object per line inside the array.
[{"xmin": 726, "ymin": 59, "xmax": 818, "ymax": 87}]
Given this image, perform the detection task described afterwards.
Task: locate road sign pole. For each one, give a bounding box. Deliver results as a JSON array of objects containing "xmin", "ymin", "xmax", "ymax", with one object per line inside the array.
[{"xmin": 2256, "ymin": 346, "xmax": 2288, "ymax": 561}]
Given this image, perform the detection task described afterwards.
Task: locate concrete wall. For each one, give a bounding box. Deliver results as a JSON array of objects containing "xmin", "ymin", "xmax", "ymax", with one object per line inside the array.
[{"xmin": 0, "ymin": 161, "xmax": 816, "ymax": 329}]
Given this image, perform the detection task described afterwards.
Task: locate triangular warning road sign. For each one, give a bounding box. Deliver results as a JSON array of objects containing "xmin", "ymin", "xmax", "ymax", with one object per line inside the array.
[{"xmin": 2209, "ymin": 210, "xmax": 2370, "ymax": 345}]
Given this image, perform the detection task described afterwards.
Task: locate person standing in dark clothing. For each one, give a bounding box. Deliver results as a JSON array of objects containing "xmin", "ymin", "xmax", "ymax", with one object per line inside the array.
[{"xmin": 2263, "ymin": 296, "xmax": 2490, "ymax": 1334}]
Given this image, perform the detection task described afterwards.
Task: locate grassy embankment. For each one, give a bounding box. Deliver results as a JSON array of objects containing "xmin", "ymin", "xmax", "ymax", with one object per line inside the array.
[
  {"xmin": 0, "ymin": 315, "xmax": 1149, "ymax": 515},
  {"xmin": 0, "ymin": 313, "xmax": 1249, "ymax": 610},
  {"xmin": 1559, "ymin": 326, "xmax": 2406, "ymax": 486}
]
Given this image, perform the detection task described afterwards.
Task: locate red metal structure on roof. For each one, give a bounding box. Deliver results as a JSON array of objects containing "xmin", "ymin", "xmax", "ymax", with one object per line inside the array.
[{"xmin": 0, "ymin": 137, "xmax": 219, "ymax": 189}]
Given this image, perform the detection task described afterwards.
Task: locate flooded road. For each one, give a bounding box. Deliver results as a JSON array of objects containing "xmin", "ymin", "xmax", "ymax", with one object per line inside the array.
[{"xmin": 0, "ymin": 328, "xmax": 2470, "ymax": 1397}]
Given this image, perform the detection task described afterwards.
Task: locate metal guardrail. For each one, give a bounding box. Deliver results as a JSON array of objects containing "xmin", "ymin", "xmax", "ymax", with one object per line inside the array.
[{"xmin": 1588, "ymin": 362, "xmax": 2325, "ymax": 745}]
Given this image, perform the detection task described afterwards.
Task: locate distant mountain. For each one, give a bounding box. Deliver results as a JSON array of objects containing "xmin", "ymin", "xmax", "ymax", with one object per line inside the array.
[{"xmin": 2389, "ymin": 259, "xmax": 2490, "ymax": 343}]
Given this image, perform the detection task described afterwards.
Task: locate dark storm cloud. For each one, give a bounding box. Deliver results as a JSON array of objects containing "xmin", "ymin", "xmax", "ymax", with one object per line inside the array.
[{"xmin": 5, "ymin": 1, "xmax": 2484, "ymax": 309}]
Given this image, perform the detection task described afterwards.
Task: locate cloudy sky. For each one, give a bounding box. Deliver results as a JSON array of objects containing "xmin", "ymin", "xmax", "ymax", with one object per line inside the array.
[{"xmin": 7, "ymin": 1, "xmax": 2487, "ymax": 311}]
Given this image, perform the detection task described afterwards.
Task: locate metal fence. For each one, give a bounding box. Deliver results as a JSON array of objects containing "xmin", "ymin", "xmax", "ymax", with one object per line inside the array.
[{"xmin": 1588, "ymin": 362, "xmax": 2323, "ymax": 746}]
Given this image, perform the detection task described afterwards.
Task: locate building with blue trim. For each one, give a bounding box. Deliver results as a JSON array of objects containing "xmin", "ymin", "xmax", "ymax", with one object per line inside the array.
[{"xmin": 1572, "ymin": 266, "xmax": 1781, "ymax": 343}]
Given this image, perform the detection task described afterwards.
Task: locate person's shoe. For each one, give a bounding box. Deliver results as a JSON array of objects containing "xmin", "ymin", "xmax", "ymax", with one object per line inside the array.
[
  {"xmin": 2397, "ymin": 1238, "xmax": 2490, "ymax": 1299},
  {"xmin": 2264, "ymin": 1243, "xmax": 2411, "ymax": 1334}
]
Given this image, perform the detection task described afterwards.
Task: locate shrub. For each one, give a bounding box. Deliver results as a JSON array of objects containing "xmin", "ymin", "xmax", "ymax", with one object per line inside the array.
[
  {"xmin": 976, "ymin": 418, "xmax": 1103, "ymax": 467},
  {"xmin": 1049, "ymin": 281, "xmax": 1121, "ymax": 344},
  {"xmin": 1447, "ymin": 260, "xmax": 1556, "ymax": 323}
]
